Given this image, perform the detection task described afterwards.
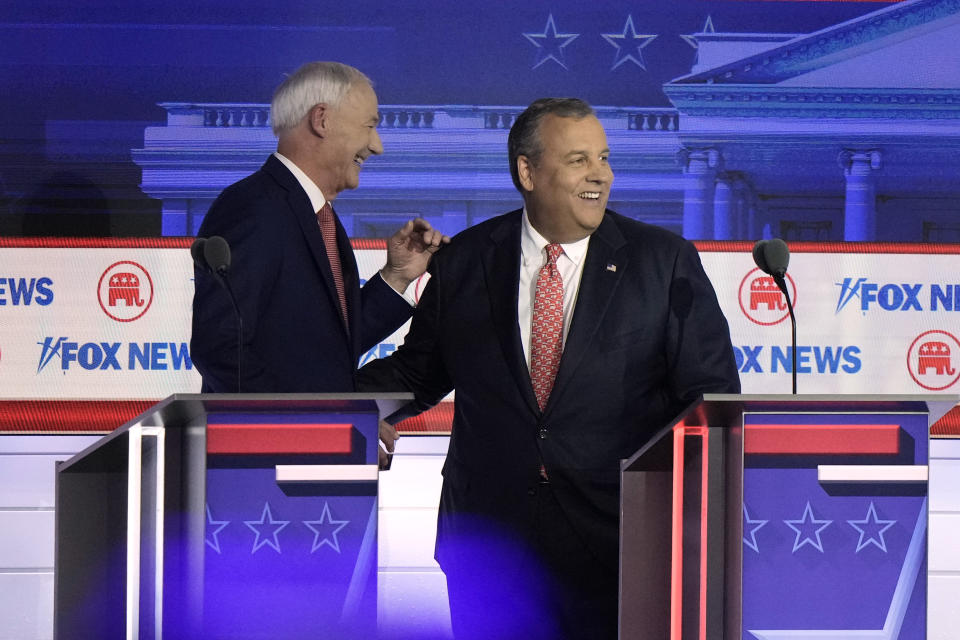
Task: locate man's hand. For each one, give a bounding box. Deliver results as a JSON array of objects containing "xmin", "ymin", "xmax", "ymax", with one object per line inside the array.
[
  {"xmin": 380, "ymin": 218, "xmax": 449, "ymax": 293},
  {"xmin": 378, "ymin": 419, "xmax": 399, "ymax": 470}
]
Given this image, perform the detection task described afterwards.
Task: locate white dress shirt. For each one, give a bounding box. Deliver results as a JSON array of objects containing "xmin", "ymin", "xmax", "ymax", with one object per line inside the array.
[
  {"xmin": 518, "ymin": 209, "xmax": 590, "ymax": 370},
  {"xmin": 274, "ymin": 152, "xmax": 328, "ymax": 212}
]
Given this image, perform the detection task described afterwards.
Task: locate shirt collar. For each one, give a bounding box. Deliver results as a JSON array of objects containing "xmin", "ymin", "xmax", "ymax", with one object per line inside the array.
[
  {"xmin": 520, "ymin": 208, "xmax": 590, "ymax": 267},
  {"xmin": 274, "ymin": 152, "xmax": 328, "ymax": 212}
]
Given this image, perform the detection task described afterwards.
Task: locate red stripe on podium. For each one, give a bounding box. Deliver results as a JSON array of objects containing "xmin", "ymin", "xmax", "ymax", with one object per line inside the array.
[
  {"xmin": 206, "ymin": 423, "xmax": 353, "ymax": 455},
  {"xmin": 744, "ymin": 424, "xmax": 900, "ymax": 455}
]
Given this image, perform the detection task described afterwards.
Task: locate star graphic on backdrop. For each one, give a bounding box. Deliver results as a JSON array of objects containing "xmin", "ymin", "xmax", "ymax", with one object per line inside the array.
[
  {"xmin": 523, "ymin": 13, "xmax": 580, "ymax": 70},
  {"xmin": 848, "ymin": 502, "xmax": 896, "ymax": 553},
  {"xmin": 743, "ymin": 504, "xmax": 768, "ymax": 553},
  {"xmin": 244, "ymin": 502, "xmax": 289, "ymax": 554},
  {"xmin": 303, "ymin": 502, "xmax": 350, "ymax": 553},
  {"xmin": 600, "ymin": 15, "xmax": 658, "ymax": 71},
  {"xmin": 681, "ymin": 15, "xmax": 716, "ymax": 49},
  {"xmin": 784, "ymin": 501, "xmax": 832, "ymax": 553},
  {"xmin": 205, "ymin": 504, "xmax": 229, "ymax": 554}
]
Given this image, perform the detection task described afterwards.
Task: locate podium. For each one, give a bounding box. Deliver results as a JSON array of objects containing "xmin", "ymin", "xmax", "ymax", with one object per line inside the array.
[
  {"xmin": 620, "ymin": 394, "xmax": 957, "ymax": 640},
  {"xmin": 54, "ymin": 393, "xmax": 409, "ymax": 640}
]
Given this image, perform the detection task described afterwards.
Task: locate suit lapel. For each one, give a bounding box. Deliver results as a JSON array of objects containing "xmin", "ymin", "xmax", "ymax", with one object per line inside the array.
[
  {"xmin": 264, "ymin": 156, "xmax": 348, "ymax": 340},
  {"xmin": 482, "ymin": 211, "xmax": 540, "ymax": 415},
  {"xmin": 546, "ymin": 213, "xmax": 627, "ymax": 414}
]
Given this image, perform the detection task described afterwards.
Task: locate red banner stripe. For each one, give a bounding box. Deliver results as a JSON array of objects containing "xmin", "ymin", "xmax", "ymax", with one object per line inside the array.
[
  {"xmin": 4, "ymin": 401, "xmax": 960, "ymax": 439},
  {"xmin": 0, "ymin": 400, "xmax": 154, "ymax": 432},
  {"xmin": 206, "ymin": 423, "xmax": 353, "ymax": 455},
  {"xmin": 0, "ymin": 237, "xmax": 388, "ymax": 250},
  {"xmin": 745, "ymin": 424, "xmax": 900, "ymax": 454}
]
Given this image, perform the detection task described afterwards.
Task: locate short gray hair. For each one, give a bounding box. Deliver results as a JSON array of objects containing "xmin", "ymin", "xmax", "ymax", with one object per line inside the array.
[
  {"xmin": 507, "ymin": 98, "xmax": 595, "ymax": 192},
  {"xmin": 270, "ymin": 61, "xmax": 372, "ymax": 135}
]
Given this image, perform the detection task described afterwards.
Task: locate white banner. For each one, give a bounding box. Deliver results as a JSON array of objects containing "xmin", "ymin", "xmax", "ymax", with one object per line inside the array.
[{"xmin": 1, "ymin": 244, "xmax": 957, "ymax": 399}]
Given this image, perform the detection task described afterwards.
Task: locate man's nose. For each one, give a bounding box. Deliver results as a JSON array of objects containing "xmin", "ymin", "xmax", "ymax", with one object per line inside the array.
[
  {"xmin": 370, "ymin": 128, "xmax": 384, "ymax": 155},
  {"xmin": 588, "ymin": 162, "xmax": 612, "ymax": 183}
]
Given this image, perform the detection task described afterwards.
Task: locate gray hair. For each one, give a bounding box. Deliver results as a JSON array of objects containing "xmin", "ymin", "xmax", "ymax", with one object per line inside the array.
[
  {"xmin": 270, "ymin": 62, "xmax": 372, "ymax": 135},
  {"xmin": 507, "ymin": 98, "xmax": 595, "ymax": 192}
]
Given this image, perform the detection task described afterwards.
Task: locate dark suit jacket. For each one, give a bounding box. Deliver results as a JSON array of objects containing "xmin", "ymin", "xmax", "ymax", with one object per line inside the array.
[
  {"xmin": 191, "ymin": 155, "xmax": 412, "ymax": 393},
  {"xmin": 358, "ymin": 209, "xmax": 740, "ymax": 571}
]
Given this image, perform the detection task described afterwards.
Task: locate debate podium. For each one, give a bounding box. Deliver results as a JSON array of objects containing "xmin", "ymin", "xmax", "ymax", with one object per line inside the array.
[
  {"xmin": 54, "ymin": 393, "xmax": 409, "ymax": 640},
  {"xmin": 620, "ymin": 394, "xmax": 956, "ymax": 640}
]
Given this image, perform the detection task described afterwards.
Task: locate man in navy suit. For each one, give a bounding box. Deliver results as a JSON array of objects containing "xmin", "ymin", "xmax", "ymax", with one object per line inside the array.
[
  {"xmin": 359, "ymin": 98, "xmax": 740, "ymax": 639},
  {"xmin": 191, "ymin": 62, "xmax": 446, "ymax": 404}
]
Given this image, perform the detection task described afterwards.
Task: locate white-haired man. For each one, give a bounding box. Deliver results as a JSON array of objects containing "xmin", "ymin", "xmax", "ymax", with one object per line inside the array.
[{"xmin": 192, "ymin": 62, "xmax": 446, "ymax": 421}]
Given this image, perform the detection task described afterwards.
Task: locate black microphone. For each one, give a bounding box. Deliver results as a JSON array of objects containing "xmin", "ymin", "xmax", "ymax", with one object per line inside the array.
[
  {"xmin": 203, "ymin": 235, "xmax": 231, "ymax": 278},
  {"xmin": 190, "ymin": 237, "xmax": 208, "ymax": 271},
  {"xmin": 752, "ymin": 239, "xmax": 771, "ymax": 275},
  {"xmin": 762, "ymin": 238, "xmax": 789, "ymax": 278},
  {"xmin": 752, "ymin": 238, "xmax": 797, "ymax": 394},
  {"xmin": 195, "ymin": 235, "xmax": 243, "ymax": 393}
]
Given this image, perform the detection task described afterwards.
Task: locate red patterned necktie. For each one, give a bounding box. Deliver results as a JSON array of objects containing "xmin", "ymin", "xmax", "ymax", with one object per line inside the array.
[
  {"xmin": 316, "ymin": 203, "xmax": 349, "ymax": 331},
  {"xmin": 530, "ymin": 243, "xmax": 565, "ymax": 411}
]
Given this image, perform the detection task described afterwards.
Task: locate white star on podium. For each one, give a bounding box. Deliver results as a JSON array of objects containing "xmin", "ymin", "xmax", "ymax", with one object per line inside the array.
[
  {"xmin": 244, "ymin": 502, "xmax": 289, "ymax": 554},
  {"xmin": 783, "ymin": 501, "xmax": 832, "ymax": 553},
  {"xmin": 848, "ymin": 502, "xmax": 896, "ymax": 553},
  {"xmin": 304, "ymin": 502, "xmax": 350, "ymax": 553},
  {"xmin": 743, "ymin": 504, "xmax": 768, "ymax": 553},
  {"xmin": 205, "ymin": 504, "xmax": 229, "ymax": 554}
]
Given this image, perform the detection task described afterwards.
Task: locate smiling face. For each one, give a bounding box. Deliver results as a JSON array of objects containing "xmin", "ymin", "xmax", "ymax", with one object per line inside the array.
[
  {"xmin": 313, "ymin": 81, "xmax": 383, "ymax": 198},
  {"xmin": 517, "ymin": 114, "xmax": 613, "ymax": 244}
]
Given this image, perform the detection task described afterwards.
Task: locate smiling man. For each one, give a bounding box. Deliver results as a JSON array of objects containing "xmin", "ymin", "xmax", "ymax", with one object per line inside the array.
[
  {"xmin": 359, "ymin": 98, "xmax": 740, "ymax": 639},
  {"xmin": 191, "ymin": 62, "xmax": 446, "ymax": 406}
]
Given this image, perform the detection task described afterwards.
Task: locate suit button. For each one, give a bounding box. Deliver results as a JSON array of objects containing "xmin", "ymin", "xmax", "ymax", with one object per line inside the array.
[
  {"xmin": 527, "ymin": 487, "xmax": 537, "ymax": 496},
  {"xmin": 538, "ymin": 428, "xmax": 548, "ymax": 439}
]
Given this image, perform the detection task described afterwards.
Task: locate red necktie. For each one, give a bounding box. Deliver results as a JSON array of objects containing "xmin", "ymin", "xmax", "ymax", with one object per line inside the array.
[
  {"xmin": 530, "ymin": 243, "xmax": 565, "ymax": 411},
  {"xmin": 317, "ymin": 203, "xmax": 349, "ymax": 331}
]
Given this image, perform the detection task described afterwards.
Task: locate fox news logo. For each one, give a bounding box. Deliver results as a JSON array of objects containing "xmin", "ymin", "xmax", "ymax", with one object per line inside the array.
[
  {"xmin": 835, "ymin": 278, "xmax": 960, "ymax": 313},
  {"xmin": 0, "ymin": 277, "xmax": 54, "ymax": 306},
  {"xmin": 98, "ymin": 261, "xmax": 154, "ymax": 322},
  {"xmin": 733, "ymin": 345, "xmax": 862, "ymax": 374},
  {"xmin": 37, "ymin": 337, "xmax": 193, "ymax": 372}
]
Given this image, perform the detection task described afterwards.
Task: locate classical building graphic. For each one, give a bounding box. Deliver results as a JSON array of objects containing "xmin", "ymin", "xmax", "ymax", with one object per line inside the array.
[{"xmin": 133, "ymin": 0, "xmax": 960, "ymax": 243}]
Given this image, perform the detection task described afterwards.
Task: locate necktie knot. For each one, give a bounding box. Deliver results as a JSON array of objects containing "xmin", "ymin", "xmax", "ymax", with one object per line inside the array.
[
  {"xmin": 317, "ymin": 202, "xmax": 333, "ymax": 222},
  {"xmin": 545, "ymin": 243, "xmax": 564, "ymax": 265}
]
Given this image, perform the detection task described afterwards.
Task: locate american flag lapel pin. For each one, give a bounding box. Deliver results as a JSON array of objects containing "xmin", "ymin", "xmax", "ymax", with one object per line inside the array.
[{"xmin": 606, "ymin": 263, "xmax": 617, "ymax": 272}]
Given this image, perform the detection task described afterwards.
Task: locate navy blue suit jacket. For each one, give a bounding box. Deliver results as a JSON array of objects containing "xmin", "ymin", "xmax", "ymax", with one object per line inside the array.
[
  {"xmin": 191, "ymin": 155, "xmax": 412, "ymax": 392},
  {"xmin": 358, "ymin": 209, "xmax": 741, "ymax": 570}
]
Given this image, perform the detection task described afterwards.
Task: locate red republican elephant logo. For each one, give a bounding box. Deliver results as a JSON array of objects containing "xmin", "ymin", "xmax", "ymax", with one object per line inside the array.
[
  {"xmin": 738, "ymin": 268, "xmax": 796, "ymax": 326},
  {"xmin": 907, "ymin": 330, "xmax": 960, "ymax": 391},
  {"xmin": 98, "ymin": 261, "xmax": 154, "ymax": 322},
  {"xmin": 749, "ymin": 276, "xmax": 786, "ymax": 311},
  {"xmin": 917, "ymin": 341, "xmax": 955, "ymax": 375},
  {"xmin": 107, "ymin": 272, "xmax": 145, "ymax": 307}
]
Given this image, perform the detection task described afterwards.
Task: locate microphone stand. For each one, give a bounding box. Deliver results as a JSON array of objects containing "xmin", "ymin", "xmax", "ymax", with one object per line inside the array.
[
  {"xmin": 773, "ymin": 274, "xmax": 797, "ymax": 394},
  {"xmin": 219, "ymin": 274, "xmax": 243, "ymax": 394}
]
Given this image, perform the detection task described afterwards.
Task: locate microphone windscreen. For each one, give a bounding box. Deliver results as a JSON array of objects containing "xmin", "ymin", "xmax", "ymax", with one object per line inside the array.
[
  {"xmin": 752, "ymin": 240, "xmax": 770, "ymax": 274},
  {"xmin": 204, "ymin": 235, "xmax": 232, "ymax": 275},
  {"xmin": 763, "ymin": 238, "xmax": 790, "ymax": 276},
  {"xmin": 190, "ymin": 237, "xmax": 208, "ymax": 270}
]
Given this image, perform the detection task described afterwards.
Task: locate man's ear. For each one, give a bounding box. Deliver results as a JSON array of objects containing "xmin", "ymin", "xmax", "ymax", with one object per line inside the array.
[
  {"xmin": 308, "ymin": 103, "xmax": 329, "ymax": 138},
  {"xmin": 517, "ymin": 155, "xmax": 535, "ymax": 192}
]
